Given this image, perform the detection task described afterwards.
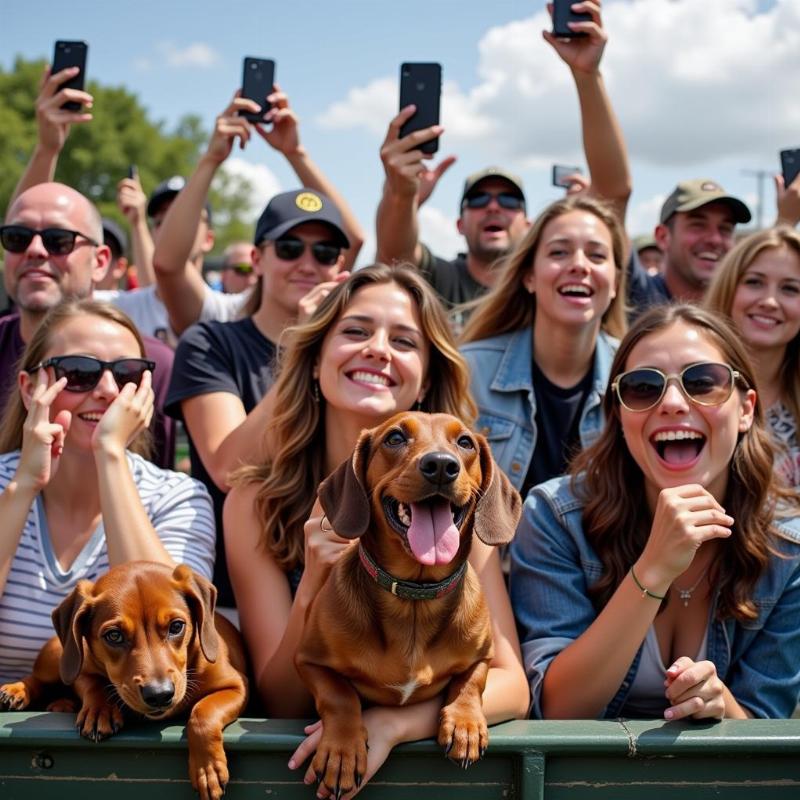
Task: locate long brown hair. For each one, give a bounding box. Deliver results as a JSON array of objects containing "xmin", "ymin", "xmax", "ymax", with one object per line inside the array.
[
  {"xmin": 0, "ymin": 299, "xmax": 151, "ymax": 458},
  {"xmin": 704, "ymin": 226, "xmax": 800, "ymax": 426},
  {"xmin": 570, "ymin": 304, "xmax": 795, "ymax": 622},
  {"xmin": 461, "ymin": 195, "xmax": 628, "ymax": 344},
  {"xmin": 233, "ymin": 263, "xmax": 477, "ymax": 570}
]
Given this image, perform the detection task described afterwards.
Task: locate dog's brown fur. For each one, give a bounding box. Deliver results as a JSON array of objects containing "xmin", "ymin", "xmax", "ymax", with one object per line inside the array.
[
  {"xmin": 295, "ymin": 412, "xmax": 521, "ymax": 798},
  {"xmin": 0, "ymin": 561, "xmax": 248, "ymax": 800}
]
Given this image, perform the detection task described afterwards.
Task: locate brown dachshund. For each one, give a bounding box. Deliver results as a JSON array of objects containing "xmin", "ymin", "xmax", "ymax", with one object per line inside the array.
[
  {"xmin": 295, "ymin": 411, "xmax": 521, "ymax": 798},
  {"xmin": 0, "ymin": 561, "xmax": 248, "ymax": 800}
]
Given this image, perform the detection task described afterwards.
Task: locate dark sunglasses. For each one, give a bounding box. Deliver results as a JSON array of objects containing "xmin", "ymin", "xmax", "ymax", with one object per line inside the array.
[
  {"xmin": 269, "ymin": 237, "xmax": 342, "ymax": 267},
  {"xmin": 224, "ymin": 263, "xmax": 254, "ymax": 275},
  {"xmin": 612, "ymin": 362, "xmax": 741, "ymax": 413},
  {"xmin": 0, "ymin": 225, "xmax": 99, "ymax": 256},
  {"xmin": 462, "ymin": 192, "xmax": 525, "ymax": 211},
  {"xmin": 36, "ymin": 355, "xmax": 155, "ymax": 393}
]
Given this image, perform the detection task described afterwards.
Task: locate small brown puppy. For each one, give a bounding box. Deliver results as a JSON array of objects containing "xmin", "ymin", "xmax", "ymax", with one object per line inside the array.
[
  {"xmin": 295, "ymin": 412, "xmax": 521, "ymax": 798},
  {"xmin": 0, "ymin": 561, "xmax": 248, "ymax": 800}
]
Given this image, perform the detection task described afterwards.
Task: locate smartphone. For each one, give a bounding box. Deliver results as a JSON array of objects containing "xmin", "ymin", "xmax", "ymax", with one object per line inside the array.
[
  {"xmin": 781, "ymin": 148, "xmax": 800, "ymax": 188},
  {"xmin": 127, "ymin": 164, "xmax": 138, "ymax": 180},
  {"xmin": 552, "ymin": 0, "xmax": 591, "ymax": 38},
  {"xmin": 240, "ymin": 57, "xmax": 275, "ymax": 123},
  {"xmin": 52, "ymin": 40, "xmax": 88, "ymax": 111},
  {"xmin": 399, "ymin": 62, "xmax": 442, "ymax": 155},
  {"xmin": 552, "ymin": 164, "xmax": 583, "ymax": 188}
]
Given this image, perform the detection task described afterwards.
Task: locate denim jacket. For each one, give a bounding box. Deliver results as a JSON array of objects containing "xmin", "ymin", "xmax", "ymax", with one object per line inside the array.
[
  {"xmin": 509, "ymin": 475, "xmax": 800, "ymax": 719},
  {"xmin": 461, "ymin": 328, "xmax": 618, "ymax": 492}
]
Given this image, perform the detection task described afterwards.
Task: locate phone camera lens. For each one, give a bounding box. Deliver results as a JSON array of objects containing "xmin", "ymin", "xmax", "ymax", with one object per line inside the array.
[
  {"xmin": 416, "ymin": 81, "xmax": 425, "ymax": 91},
  {"xmin": 65, "ymin": 47, "xmax": 72, "ymax": 53},
  {"xmin": 402, "ymin": 69, "xmax": 410, "ymax": 78},
  {"xmin": 251, "ymin": 62, "xmax": 257, "ymax": 69}
]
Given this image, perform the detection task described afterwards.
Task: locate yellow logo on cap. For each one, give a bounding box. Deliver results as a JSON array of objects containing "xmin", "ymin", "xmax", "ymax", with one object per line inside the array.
[{"xmin": 296, "ymin": 192, "xmax": 323, "ymax": 213}]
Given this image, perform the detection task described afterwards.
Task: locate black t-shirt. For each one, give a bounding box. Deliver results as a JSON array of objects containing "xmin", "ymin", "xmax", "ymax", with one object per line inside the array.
[
  {"xmin": 522, "ymin": 357, "xmax": 595, "ymax": 497},
  {"xmin": 165, "ymin": 317, "xmax": 278, "ymax": 607}
]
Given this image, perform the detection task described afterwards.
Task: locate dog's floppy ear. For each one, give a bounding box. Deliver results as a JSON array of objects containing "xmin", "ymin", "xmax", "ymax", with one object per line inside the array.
[
  {"xmin": 173, "ymin": 564, "xmax": 219, "ymax": 663},
  {"xmin": 473, "ymin": 433, "xmax": 522, "ymax": 546},
  {"xmin": 318, "ymin": 428, "xmax": 373, "ymax": 539},
  {"xmin": 52, "ymin": 580, "xmax": 94, "ymax": 685}
]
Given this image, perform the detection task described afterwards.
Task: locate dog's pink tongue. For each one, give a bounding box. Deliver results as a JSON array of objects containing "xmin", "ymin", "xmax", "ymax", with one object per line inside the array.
[{"xmin": 407, "ymin": 500, "xmax": 460, "ymax": 565}]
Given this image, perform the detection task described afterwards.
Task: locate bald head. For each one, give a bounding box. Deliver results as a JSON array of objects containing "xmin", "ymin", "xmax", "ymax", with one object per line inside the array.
[{"xmin": 3, "ymin": 182, "xmax": 110, "ymax": 323}]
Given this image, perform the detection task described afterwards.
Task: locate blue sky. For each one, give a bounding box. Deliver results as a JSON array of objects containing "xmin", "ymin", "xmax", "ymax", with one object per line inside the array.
[{"xmin": 4, "ymin": 0, "xmax": 794, "ymax": 261}]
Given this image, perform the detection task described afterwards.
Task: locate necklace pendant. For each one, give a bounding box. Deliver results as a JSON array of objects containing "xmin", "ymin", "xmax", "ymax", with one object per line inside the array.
[{"xmin": 679, "ymin": 590, "xmax": 691, "ymax": 607}]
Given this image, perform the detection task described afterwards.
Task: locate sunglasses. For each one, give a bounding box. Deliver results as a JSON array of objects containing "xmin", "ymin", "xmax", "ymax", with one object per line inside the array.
[
  {"xmin": 36, "ymin": 355, "xmax": 155, "ymax": 393},
  {"xmin": 224, "ymin": 263, "xmax": 254, "ymax": 275},
  {"xmin": 612, "ymin": 362, "xmax": 741, "ymax": 413},
  {"xmin": 269, "ymin": 237, "xmax": 342, "ymax": 267},
  {"xmin": 462, "ymin": 192, "xmax": 525, "ymax": 211},
  {"xmin": 0, "ymin": 225, "xmax": 99, "ymax": 256}
]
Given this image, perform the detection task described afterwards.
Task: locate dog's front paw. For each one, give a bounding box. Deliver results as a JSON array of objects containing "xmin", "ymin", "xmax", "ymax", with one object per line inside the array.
[
  {"xmin": 46, "ymin": 696, "xmax": 78, "ymax": 714},
  {"xmin": 76, "ymin": 699, "xmax": 124, "ymax": 741},
  {"xmin": 311, "ymin": 725, "xmax": 368, "ymax": 800},
  {"xmin": 438, "ymin": 701, "xmax": 488, "ymax": 768},
  {"xmin": 0, "ymin": 681, "xmax": 31, "ymax": 710},
  {"xmin": 189, "ymin": 736, "xmax": 228, "ymax": 800}
]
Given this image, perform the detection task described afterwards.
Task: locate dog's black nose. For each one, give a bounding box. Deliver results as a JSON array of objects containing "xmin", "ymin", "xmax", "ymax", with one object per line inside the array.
[
  {"xmin": 419, "ymin": 451, "xmax": 460, "ymax": 485},
  {"xmin": 140, "ymin": 680, "xmax": 175, "ymax": 708}
]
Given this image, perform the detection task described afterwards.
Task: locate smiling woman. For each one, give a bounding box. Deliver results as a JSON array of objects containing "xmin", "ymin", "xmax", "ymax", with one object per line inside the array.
[
  {"xmin": 705, "ymin": 226, "xmax": 800, "ymax": 487},
  {"xmin": 460, "ymin": 195, "xmax": 627, "ymax": 499},
  {"xmin": 510, "ymin": 303, "xmax": 800, "ymax": 721},
  {"xmin": 0, "ymin": 299, "xmax": 214, "ymax": 684},
  {"xmin": 223, "ymin": 263, "xmax": 529, "ymax": 792}
]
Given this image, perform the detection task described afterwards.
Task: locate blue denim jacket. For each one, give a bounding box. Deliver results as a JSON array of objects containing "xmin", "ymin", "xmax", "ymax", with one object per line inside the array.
[
  {"xmin": 509, "ymin": 475, "xmax": 800, "ymax": 719},
  {"xmin": 461, "ymin": 328, "xmax": 618, "ymax": 491}
]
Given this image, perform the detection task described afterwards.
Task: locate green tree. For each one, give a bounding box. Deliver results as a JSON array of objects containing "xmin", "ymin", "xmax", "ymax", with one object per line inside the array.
[{"xmin": 0, "ymin": 57, "xmax": 257, "ymax": 252}]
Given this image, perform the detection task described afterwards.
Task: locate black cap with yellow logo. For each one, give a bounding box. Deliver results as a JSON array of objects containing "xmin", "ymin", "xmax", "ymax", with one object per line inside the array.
[{"xmin": 254, "ymin": 189, "xmax": 350, "ymax": 248}]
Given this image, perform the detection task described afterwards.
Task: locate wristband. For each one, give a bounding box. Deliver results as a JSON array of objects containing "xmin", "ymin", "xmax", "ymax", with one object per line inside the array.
[{"xmin": 630, "ymin": 565, "xmax": 666, "ymax": 601}]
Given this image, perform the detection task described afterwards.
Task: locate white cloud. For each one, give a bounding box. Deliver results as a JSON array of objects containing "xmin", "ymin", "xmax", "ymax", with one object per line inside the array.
[
  {"xmin": 418, "ymin": 205, "xmax": 463, "ymax": 261},
  {"xmin": 155, "ymin": 41, "xmax": 220, "ymax": 68},
  {"xmin": 627, "ymin": 193, "xmax": 666, "ymax": 238},
  {"xmin": 318, "ymin": 0, "xmax": 800, "ymax": 170}
]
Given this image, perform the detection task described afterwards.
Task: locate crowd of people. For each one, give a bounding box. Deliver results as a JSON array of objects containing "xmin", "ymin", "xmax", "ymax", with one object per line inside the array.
[{"xmin": 2, "ymin": 3, "xmax": 800, "ymax": 794}]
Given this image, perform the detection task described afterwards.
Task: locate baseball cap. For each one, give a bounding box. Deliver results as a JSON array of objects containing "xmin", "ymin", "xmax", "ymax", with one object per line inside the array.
[
  {"xmin": 632, "ymin": 233, "xmax": 659, "ymax": 253},
  {"xmin": 461, "ymin": 167, "xmax": 526, "ymax": 209},
  {"xmin": 659, "ymin": 179, "xmax": 751, "ymax": 225},
  {"xmin": 102, "ymin": 218, "xmax": 128, "ymax": 260},
  {"xmin": 147, "ymin": 175, "xmax": 213, "ymax": 224},
  {"xmin": 254, "ymin": 189, "xmax": 350, "ymax": 248}
]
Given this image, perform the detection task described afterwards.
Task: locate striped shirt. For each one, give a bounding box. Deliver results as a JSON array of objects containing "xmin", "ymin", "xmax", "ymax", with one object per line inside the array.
[{"xmin": 0, "ymin": 451, "xmax": 215, "ymax": 683}]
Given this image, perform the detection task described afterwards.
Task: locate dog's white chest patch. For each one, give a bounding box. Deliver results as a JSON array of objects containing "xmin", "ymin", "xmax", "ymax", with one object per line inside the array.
[{"xmin": 386, "ymin": 676, "xmax": 421, "ymax": 705}]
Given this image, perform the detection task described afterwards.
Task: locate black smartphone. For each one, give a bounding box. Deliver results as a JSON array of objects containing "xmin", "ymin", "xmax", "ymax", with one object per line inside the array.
[
  {"xmin": 240, "ymin": 57, "xmax": 275, "ymax": 123},
  {"xmin": 52, "ymin": 40, "xmax": 88, "ymax": 111},
  {"xmin": 552, "ymin": 164, "xmax": 583, "ymax": 188},
  {"xmin": 552, "ymin": 0, "xmax": 591, "ymax": 38},
  {"xmin": 399, "ymin": 62, "xmax": 442, "ymax": 155},
  {"xmin": 127, "ymin": 164, "xmax": 138, "ymax": 180},
  {"xmin": 781, "ymin": 148, "xmax": 800, "ymax": 188}
]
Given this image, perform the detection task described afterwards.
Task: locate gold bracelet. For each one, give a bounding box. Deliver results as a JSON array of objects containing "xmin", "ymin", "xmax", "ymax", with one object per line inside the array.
[{"xmin": 630, "ymin": 565, "xmax": 666, "ymax": 601}]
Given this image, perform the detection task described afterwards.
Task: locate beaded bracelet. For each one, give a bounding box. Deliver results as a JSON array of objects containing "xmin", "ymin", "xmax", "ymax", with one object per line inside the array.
[{"xmin": 630, "ymin": 565, "xmax": 666, "ymax": 601}]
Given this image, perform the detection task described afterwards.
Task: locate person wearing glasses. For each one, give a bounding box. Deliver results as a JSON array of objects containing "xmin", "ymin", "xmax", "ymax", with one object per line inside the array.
[
  {"xmin": 0, "ymin": 183, "xmax": 176, "ymax": 470},
  {"xmin": 0, "ymin": 299, "xmax": 214, "ymax": 683},
  {"xmin": 460, "ymin": 195, "xmax": 627, "ymax": 499},
  {"xmin": 376, "ymin": 1, "xmax": 631, "ymax": 334},
  {"xmin": 704, "ymin": 228, "xmax": 800, "ymax": 488},
  {"xmin": 220, "ymin": 242, "xmax": 258, "ymax": 295},
  {"xmin": 153, "ymin": 88, "xmax": 364, "ymax": 338},
  {"xmin": 164, "ymin": 189, "xmax": 351, "ymax": 614},
  {"xmin": 510, "ymin": 304, "xmax": 800, "ymax": 720}
]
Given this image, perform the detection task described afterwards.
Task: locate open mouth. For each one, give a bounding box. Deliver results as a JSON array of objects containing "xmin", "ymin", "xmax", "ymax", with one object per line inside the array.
[
  {"xmin": 650, "ymin": 430, "xmax": 706, "ymax": 467},
  {"xmin": 382, "ymin": 495, "xmax": 467, "ymax": 566},
  {"xmin": 558, "ymin": 283, "xmax": 594, "ymax": 298},
  {"xmin": 347, "ymin": 370, "xmax": 395, "ymax": 388}
]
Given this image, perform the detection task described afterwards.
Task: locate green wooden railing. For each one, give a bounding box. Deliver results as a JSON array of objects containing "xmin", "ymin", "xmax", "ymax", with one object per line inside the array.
[{"xmin": 2, "ymin": 712, "xmax": 800, "ymax": 798}]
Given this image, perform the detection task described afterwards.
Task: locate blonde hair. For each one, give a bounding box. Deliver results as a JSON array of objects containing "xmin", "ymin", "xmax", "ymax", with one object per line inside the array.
[
  {"xmin": 0, "ymin": 299, "xmax": 151, "ymax": 458},
  {"xmin": 232, "ymin": 263, "xmax": 477, "ymax": 570},
  {"xmin": 461, "ymin": 195, "xmax": 628, "ymax": 344},
  {"xmin": 705, "ymin": 226, "xmax": 800, "ymax": 426}
]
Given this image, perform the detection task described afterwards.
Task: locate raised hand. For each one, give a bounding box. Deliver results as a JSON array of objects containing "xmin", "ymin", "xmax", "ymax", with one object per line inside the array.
[
  {"xmin": 204, "ymin": 93, "xmax": 261, "ymax": 165},
  {"xmin": 17, "ymin": 369, "xmax": 71, "ymax": 492},
  {"xmin": 116, "ymin": 173, "xmax": 148, "ymax": 225},
  {"xmin": 297, "ymin": 271, "xmax": 350, "ymax": 323},
  {"xmin": 543, "ymin": 1, "xmax": 607, "ymax": 75},
  {"xmin": 254, "ymin": 85, "xmax": 302, "ymax": 156},
  {"xmin": 36, "ymin": 66, "xmax": 94, "ymax": 153}
]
